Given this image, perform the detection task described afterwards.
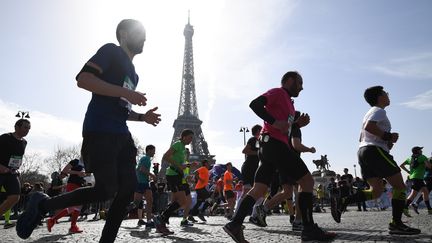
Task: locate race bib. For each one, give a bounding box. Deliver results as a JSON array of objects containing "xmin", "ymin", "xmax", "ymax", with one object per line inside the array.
[
  {"xmin": 287, "ymin": 114, "xmax": 295, "ymax": 136},
  {"xmin": 119, "ymin": 76, "xmax": 136, "ymax": 111},
  {"xmin": 8, "ymin": 156, "xmax": 23, "ymax": 170}
]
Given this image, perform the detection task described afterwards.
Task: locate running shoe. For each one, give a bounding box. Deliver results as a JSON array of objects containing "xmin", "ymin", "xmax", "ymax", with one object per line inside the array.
[
  {"xmin": 428, "ymin": 209, "xmax": 432, "ymax": 215},
  {"xmin": 180, "ymin": 219, "xmax": 194, "ymax": 227},
  {"xmin": 197, "ymin": 213, "xmax": 207, "ymax": 222},
  {"xmin": 4, "ymin": 222, "xmax": 16, "ymax": 229},
  {"xmin": 47, "ymin": 217, "xmax": 55, "ymax": 232},
  {"xmin": 255, "ymin": 205, "xmax": 268, "ymax": 227},
  {"xmin": 411, "ymin": 204, "xmax": 419, "ymax": 214},
  {"xmin": 188, "ymin": 215, "xmax": 198, "ymax": 223},
  {"xmin": 223, "ymin": 222, "xmax": 249, "ymax": 243},
  {"xmin": 292, "ymin": 221, "xmax": 303, "ymax": 231},
  {"xmin": 69, "ymin": 225, "xmax": 83, "ymax": 234},
  {"xmin": 388, "ymin": 221, "xmax": 421, "ymax": 235},
  {"xmin": 16, "ymin": 192, "xmax": 49, "ymax": 239},
  {"xmin": 248, "ymin": 216, "xmax": 266, "ymax": 227},
  {"xmin": 154, "ymin": 216, "xmax": 174, "ymax": 235},
  {"xmin": 137, "ymin": 219, "xmax": 145, "ymax": 226},
  {"xmin": 301, "ymin": 223, "xmax": 337, "ymax": 241},
  {"xmin": 403, "ymin": 208, "xmax": 412, "ymax": 218}
]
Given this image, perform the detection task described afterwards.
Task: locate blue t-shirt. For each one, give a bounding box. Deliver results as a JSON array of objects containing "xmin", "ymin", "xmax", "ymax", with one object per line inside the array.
[
  {"xmin": 81, "ymin": 43, "xmax": 139, "ymax": 134},
  {"xmin": 136, "ymin": 155, "xmax": 151, "ymax": 183}
]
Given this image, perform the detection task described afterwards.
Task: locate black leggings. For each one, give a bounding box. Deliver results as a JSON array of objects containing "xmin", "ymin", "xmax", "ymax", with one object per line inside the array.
[{"xmin": 43, "ymin": 133, "xmax": 137, "ymax": 243}]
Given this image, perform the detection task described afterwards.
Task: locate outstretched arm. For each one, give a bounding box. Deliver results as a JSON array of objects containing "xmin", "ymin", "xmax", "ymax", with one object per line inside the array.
[
  {"xmin": 76, "ymin": 62, "xmax": 147, "ymax": 106},
  {"xmin": 291, "ymin": 137, "xmax": 316, "ymax": 153},
  {"xmin": 128, "ymin": 107, "xmax": 161, "ymax": 126}
]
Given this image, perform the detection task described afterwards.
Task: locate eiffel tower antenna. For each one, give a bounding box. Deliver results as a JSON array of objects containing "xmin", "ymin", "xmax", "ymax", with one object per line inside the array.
[
  {"xmin": 188, "ymin": 9, "xmax": 190, "ymax": 24},
  {"xmin": 160, "ymin": 13, "xmax": 214, "ymax": 176}
]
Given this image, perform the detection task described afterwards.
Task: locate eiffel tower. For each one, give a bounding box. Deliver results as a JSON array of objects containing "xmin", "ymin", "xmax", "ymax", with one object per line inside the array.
[{"xmin": 160, "ymin": 15, "xmax": 214, "ymax": 177}]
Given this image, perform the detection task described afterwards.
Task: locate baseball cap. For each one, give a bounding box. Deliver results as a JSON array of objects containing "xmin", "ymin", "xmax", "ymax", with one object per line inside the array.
[{"xmin": 412, "ymin": 146, "xmax": 423, "ymax": 153}]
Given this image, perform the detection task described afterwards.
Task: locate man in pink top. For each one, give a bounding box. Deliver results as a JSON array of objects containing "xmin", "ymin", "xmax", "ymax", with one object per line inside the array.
[{"xmin": 223, "ymin": 71, "xmax": 336, "ymax": 242}]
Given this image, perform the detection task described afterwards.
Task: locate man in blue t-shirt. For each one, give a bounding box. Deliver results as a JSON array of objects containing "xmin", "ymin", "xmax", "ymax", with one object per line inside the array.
[{"xmin": 16, "ymin": 19, "xmax": 161, "ymax": 243}]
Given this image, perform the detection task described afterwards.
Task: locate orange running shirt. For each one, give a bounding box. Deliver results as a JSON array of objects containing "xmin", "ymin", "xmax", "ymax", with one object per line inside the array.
[
  {"xmin": 223, "ymin": 170, "xmax": 233, "ymax": 191},
  {"xmin": 195, "ymin": 167, "xmax": 209, "ymax": 189}
]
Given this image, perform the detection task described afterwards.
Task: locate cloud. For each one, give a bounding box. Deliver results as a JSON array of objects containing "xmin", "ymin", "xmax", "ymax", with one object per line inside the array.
[
  {"xmin": 0, "ymin": 99, "xmax": 82, "ymax": 157},
  {"xmin": 372, "ymin": 52, "xmax": 432, "ymax": 79},
  {"xmin": 401, "ymin": 90, "xmax": 432, "ymax": 110}
]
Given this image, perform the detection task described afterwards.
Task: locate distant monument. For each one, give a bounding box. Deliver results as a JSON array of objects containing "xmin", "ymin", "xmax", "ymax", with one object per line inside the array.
[
  {"xmin": 312, "ymin": 155, "xmax": 336, "ymax": 188},
  {"xmin": 159, "ymin": 14, "xmax": 215, "ymax": 178}
]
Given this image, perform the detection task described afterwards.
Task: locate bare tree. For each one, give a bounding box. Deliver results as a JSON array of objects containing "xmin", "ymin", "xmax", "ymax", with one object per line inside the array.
[
  {"xmin": 44, "ymin": 144, "xmax": 81, "ymax": 172},
  {"xmin": 18, "ymin": 152, "xmax": 49, "ymax": 186},
  {"xmin": 19, "ymin": 171, "xmax": 49, "ymax": 187},
  {"xmin": 20, "ymin": 152, "xmax": 42, "ymax": 174}
]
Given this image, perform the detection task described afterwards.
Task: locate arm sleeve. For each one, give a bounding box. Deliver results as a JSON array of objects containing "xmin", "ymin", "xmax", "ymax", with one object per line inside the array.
[
  {"xmin": 249, "ymin": 95, "xmax": 275, "ymax": 124},
  {"xmin": 88, "ymin": 43, "xmax": 117, "ymax": 73}
]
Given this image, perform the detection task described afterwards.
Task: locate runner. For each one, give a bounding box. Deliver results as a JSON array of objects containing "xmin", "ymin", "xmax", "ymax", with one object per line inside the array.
[
  {"xmin": 154, "ymin": 129, "xmax": 194, "ymax": 234},
  {"xmin": 47, "ymin": 158, "xmax": 88, "ymax": 234},
  {"xmin": 250, "ymin": 110, "xmax": 315, "ymax": 231},
  {"xmin": 400, "ymin": 146, "xmax": 432, "ymax": 216},
  {"xmin": 16, "ymin": 19, "xmax": 161, "ymax": 243},
  {"xmin": 210, "ymin": 176, "xmax": 225, "ymax": 215},
  {"xmin": 0, "ymin": 119, "xmax": 30, "ymax": 224},
  {"xmin": 189, "ymin": 159, "xmax": 211, "ymax": 222},
  {"xmin": 330, "ymin": 85, "xmax": 420, "ymax": 235},
  {"xmin": 238, "ymin": 125, "xmax": 262, "ymax": 214},
  {"xmin": 412, "ymin": 153, "xmax": 432, "ymax": 213},
  {"xmin": 223, "ymin": 71, "xmax": 335, "ymax": 242},
  {"xmin": 180, "ymin": 161, "xmax": 194, "ymax": 227},
  {"xmin": 223, "ymin": 163, "xmax": 236, "ymax": 220},
  {"xmin": 133, "ymin": 145, "xmax": 156, "ymax": 228}
]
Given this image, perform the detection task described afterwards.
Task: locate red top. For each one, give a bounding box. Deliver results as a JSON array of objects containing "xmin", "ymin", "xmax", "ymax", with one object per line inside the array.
[{"xmin": 261, "ymin": 88, "xmax": 295, "ymax": 144}]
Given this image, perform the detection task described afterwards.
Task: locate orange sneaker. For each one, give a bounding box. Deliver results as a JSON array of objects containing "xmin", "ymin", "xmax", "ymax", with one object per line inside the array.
[
  {"xmin": 47, "ymin": 218, "xmax": 55, "ymax": 232},
  {"xmin": 69, "ymin": 225, "xmax": 83, "ymax": 234}
]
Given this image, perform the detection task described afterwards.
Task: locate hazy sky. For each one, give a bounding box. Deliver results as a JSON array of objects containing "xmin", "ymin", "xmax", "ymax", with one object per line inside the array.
[{"xmin": 1, "ymin": 0, "xmax": 431, "ymax": 178}]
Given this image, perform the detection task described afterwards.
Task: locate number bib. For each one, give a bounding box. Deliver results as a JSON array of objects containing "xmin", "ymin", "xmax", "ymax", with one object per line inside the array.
[
  {"xmin": 8, "ymin": 156, "xmax": 23, "ymax": 170},
  {"xmin": 119, "ymin": 76, "xmax": 136, "ymax": 111}
]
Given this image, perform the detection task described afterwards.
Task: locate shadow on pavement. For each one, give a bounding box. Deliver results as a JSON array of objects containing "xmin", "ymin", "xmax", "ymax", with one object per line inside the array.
[
  {"xmin": 180, "ymin": 226, "xmax": 211, "ymax": 235},
  {"xmin": 28, "ymin": 234, "xmax": 68, "ymax": 243},
  {"xmin": 325, "ymin": 231, "xmax": 432, "ymax": 242}
]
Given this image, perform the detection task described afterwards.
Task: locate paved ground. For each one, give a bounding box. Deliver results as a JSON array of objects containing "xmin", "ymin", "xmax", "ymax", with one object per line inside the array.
[{"xmin": 1, "ymin": 207, "xmax": 432, "ymax": 242}]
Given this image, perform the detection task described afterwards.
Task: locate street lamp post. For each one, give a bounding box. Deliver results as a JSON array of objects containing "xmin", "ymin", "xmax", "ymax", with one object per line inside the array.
[
  {"xmin": 239, "ymin": 127, "xmax": 249, "ymax": 146},
  {"xmin": 15, "ymin": 111, "xmax": 30, "ymax": 119}
]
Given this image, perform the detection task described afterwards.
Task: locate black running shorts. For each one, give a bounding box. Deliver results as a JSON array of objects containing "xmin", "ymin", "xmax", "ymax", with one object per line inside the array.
[
  {"xmin": 411, "ymin": 178, "xmax": 426, "ymax": 191},
  {"xmin": 357, "ymin": 146, "xmax": 401, "ymax": 180},
  {"xmin": 241, "ymin": 160, "xmax": 259, "ymax": 187},
  {"xmin": 254, "ymin": 135, "xmax": 309, "ymax": 187},
  {"xmin": 166, "ymin": 174, "xmax": 187, "ymax": 193}
]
